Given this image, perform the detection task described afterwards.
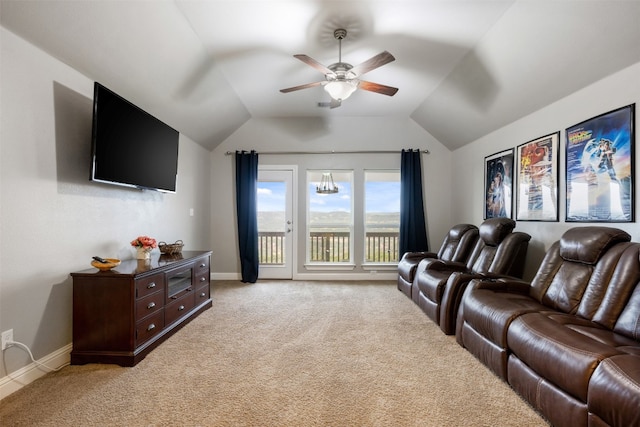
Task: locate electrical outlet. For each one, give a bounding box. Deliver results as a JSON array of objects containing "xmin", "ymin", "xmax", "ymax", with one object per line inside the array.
[{"xmin": 1, "ymin": 329, "xmax": 13, "ymax": 350}]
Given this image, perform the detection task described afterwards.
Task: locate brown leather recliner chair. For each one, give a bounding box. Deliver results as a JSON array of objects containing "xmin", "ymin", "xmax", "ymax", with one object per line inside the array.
[
  {"xmin": 414, "ymin": 217, "xmax": 530, "ymax": 334},
  {"xmin": 456, "ymin": 226, "xmax": 640, "ymax": 427},
  {"xmin": 396, "ymin": 224, "xmax": 478, "ymax": 300}
]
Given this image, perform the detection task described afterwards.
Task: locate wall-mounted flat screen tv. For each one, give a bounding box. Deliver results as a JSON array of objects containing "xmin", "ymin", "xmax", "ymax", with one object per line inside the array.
[{"xmin": 90, "ymin": 82, "xmax": 179, "ymax": 193}]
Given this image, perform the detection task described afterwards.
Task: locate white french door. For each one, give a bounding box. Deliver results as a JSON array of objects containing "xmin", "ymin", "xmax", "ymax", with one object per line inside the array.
[{"xmin": 257, "ymin": 167, "xmax": 295, "ymax": 279}]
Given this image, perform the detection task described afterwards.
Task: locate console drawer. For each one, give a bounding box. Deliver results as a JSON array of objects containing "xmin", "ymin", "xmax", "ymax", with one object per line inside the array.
[
  {"xmin": 136, "ymin": 310, "xmax": 164, "ymax": 346},
  {"xmin": 135, "ymin": 290, "xmax": 165, "ymax": 321},
  {"xmin": 194, "ymin": 256, "xmax": 210, "ymax": 274},
  {"xmin": 195, "ymin": 274, "xmax": 209, "ymax": 289},
  {"xmin": 196, "ymin": 286, "xmax": 210, "ymax": 304},
  {"xmin": 194, "ymin": 256, "xmax": 210, "ymax": 287},
  {"xmin": 165, "ymin": 292, "xmax": 195, "ymax": 326},
  {"xmin": 136, "ymin": 273, "xmax": 164, "ymax": 299}
]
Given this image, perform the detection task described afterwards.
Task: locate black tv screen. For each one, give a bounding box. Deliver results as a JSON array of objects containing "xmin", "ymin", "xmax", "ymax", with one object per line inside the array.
[{"xmin": 90, "ymin": 82, "xmax": 179, "ymax": 193}]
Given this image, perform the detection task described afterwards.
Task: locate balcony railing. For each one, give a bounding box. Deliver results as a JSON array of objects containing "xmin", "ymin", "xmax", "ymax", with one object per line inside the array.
[
  {"xmin": 309, "ymin": 231, "xmax": 351, "ymax": 262},
  {"xmin": 258, "ymin": 231, "xmax": 286, "ymax": 264},
  {"xmin": 258, "ymin": 231, "xmax": 399, "ymax": 264},
  {"xmin": 364, "ymin": 231, "xmax": 399, "ymax": 263}
]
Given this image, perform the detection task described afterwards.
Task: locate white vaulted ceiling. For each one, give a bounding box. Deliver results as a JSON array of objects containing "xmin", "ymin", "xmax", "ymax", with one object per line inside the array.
[{"xmin": 2, "ymin": 0, "xmax": 639, "ymax": 151}]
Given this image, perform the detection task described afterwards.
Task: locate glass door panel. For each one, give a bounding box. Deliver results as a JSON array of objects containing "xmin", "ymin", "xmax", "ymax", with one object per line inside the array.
[{"xmin": 257, "ymin": 169, "xmax": 294, "ymax": 279}]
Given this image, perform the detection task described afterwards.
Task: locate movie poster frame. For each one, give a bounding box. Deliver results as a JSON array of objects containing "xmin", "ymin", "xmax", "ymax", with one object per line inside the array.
[
  {"xmin": 484, "ymin": 148, "xmax": 514, "ymax": 219},
  {"xmin": 565, "ymin": 104, "xmax": 635, "ymax": 222},
  {"xmin": 515, "ymin": 132, "xmax": 560, "ymax": 221}
]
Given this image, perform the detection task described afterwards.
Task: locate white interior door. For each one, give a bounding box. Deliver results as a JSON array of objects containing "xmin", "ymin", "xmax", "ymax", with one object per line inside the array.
[{"xmin": 257, "ymin": 168, "xmax": 295, "ymax": 279}]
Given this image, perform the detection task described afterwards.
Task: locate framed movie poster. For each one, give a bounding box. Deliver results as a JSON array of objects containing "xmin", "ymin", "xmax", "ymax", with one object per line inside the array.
[
  {"xmin": 565, "ymin": 104, "xmax": 635, "ymax": 222},
  {"xmin": 485, "ymin": 149, "xmax": 514, "ymax": 219},
  {"xmin": 516, "ymin": 132, "xmax": 559, "ymax": 221}
]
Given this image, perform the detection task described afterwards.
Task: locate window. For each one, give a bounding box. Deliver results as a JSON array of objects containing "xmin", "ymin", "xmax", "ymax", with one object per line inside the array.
[
  {"xmin": 307, "ymin": 170, "xmax": 353, "ymax": 264},
  {"xmin": 364, "ymin": 170, "xmax": 400, "ymax": 263}
]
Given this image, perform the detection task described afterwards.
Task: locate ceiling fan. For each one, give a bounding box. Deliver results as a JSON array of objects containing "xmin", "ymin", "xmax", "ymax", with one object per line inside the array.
[{"xmin": 280, "ymin": 29, "xmax": 398, "ymax": 107}]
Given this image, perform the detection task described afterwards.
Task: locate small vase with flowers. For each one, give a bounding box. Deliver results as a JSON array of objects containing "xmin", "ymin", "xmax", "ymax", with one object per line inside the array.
[{"xmin": 131, "ymin": 235, "xmax": 157, "ymax": 260}]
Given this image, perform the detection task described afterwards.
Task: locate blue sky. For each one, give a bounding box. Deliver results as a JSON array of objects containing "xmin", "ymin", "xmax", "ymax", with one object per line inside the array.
[
  {"xmin": 364, "ymin": 181, "xmax": 401, "ymax": 213},
  {"xmin": 308, "ymin": 182, "xmax": 352, "ymax": 212},
  {"xmin": 257, "ymin": 181, "xmax": 400, "ymax": 213},
  {"xmin": 257, "ymin": 181, "xmax": 285, "ymax": 212}
]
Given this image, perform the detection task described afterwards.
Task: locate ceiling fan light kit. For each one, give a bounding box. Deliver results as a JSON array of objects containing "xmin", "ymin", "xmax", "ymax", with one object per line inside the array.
[
  {"xmin": 280, "ymin": 28, "xmax": 398, "ymax": 107},
  {"xmin": 324, "ymin": 80, "xmax": 358, "ymax": 101}
]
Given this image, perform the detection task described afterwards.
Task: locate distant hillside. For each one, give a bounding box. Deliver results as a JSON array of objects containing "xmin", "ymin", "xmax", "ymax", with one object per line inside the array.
[
  {"xmin": 258, "ymin": 211, "xmax": 399, "ymax": 232},
  {"xmin": 257, "ymin": 211, "xmax": 285, "ymax": 232}
]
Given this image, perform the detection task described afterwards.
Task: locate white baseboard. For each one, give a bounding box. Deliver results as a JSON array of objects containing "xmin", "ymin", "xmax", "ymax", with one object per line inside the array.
[
  {"xmin": 212, "ymin": 272, "xmax": 397, "ymax": 281},
  {"xmin": 212, "ymin": 272, "xmax": 241, "ymax": 280},
  {"xmin": 0, "ymin": 343, "xmax": 72, "ymax": 401},
  {"xmin": 293, "ymin": 272, "xmax": 397, "ymax": 281}
]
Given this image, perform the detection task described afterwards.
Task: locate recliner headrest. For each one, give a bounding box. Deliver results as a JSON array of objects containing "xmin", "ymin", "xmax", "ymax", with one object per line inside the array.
[
  {"xmin": 479, "ymin": 218, "xmax": 516, "ymax": 246},
  {"xmin": 559, "ymin": 227, "xmax": 631, "ymax": 265},
  {"xmin": 448, "ymin": 224, "xmax": 477, "ymax": 240}
]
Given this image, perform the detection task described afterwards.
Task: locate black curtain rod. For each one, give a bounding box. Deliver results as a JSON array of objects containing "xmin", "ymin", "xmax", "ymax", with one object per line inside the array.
[{"xmin": 225, "ymin": 149, "xmax": 430, "ymax": 156}]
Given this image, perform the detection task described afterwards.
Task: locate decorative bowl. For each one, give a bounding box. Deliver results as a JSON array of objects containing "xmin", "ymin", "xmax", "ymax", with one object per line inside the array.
[{"xmin": 91, "ymin": 258, "xmax": 121, "ymax": 271}]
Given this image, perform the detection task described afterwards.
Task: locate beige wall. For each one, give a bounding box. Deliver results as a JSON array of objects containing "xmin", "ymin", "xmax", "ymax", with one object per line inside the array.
[
  {"xmin": 0, "ymin": 29, "xmax": 212, "ymax": 380},
  {"xmin": 451, "ymin": 61, "xmax": 640, "ymax": 280},
  {"xmin": 209, "ymin": 117, "xmax": 452, "ymax": 279}
]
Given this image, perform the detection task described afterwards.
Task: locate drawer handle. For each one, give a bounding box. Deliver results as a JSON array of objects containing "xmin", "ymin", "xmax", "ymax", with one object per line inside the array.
[
  {"xmin": 200, "ymin": 277, "xmax": 206, "ymax": 282},
  {"xmin": 147, "ymin": 302, "xmax": 156, "ymax": 309},
  {"xmin": 199, "ymin": 263, "xmax": 206, "ymax": 268},
  {"xmin": 147, "ymin": 282, "xmax": 156, "ymax": 289},
  {"xmin": 178, "ymin": 305, "xmax": 185, "ymax": 311},
  {"xmin": 200, "ymin": 292, "xmax": 206, "ymax": 297},
  {"xmin": 171, "ymin": 287, "xmax": 192, "ymax": 299},
  {"xmin": 147, "ymin": 323, "xmax": 156, "ymax": 331}
]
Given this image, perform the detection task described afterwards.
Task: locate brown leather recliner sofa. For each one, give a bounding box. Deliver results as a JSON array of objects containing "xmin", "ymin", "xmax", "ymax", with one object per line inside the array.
[
  {"xmin": 456, "ymin": 226, "xmax": 640, "ymax": 427},
  {"xmin": 397, "ymin": 223, "xmax": 478, "ymax": 301},
  {"xmin": 415, "ymin": 217, "xmax": 530, "ymax": 335}
]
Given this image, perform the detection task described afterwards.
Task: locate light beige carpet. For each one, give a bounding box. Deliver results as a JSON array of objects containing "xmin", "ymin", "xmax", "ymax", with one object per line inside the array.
[{"xmin": 1, "ymin": 280, "xmax": 548, "ymax": 426}]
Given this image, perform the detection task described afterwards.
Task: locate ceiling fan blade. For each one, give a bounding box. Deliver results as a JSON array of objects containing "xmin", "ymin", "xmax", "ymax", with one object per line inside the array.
[
  {"xmin": 358, "ymin": 81, "xmax": 399, "ymax": 96},
  {"xmin": 351, "ymin": 51, "xmax": 395, "ymax": 76},
  {"xmin": 293, "ymin": 54, "xmax": 334, "ymax": 75},
  {"xmin": 280, "ymin": 81, "xmax": 324, "ymax": 93}
]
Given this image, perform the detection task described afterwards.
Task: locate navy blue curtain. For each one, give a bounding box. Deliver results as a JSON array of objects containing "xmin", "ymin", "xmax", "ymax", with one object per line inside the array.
[
  {"xmin": 235, "ymin": 150, "xmax": 259, "ymax": 283},
  {"xmin": 399, "ymin": 149, "xmax": 429, "ymax": 256}
]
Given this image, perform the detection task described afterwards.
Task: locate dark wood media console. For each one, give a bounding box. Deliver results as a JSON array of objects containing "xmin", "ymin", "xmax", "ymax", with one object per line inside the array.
[{"xmin": 71, "ymin": 250, "xmax": 212, "ymax": 366}]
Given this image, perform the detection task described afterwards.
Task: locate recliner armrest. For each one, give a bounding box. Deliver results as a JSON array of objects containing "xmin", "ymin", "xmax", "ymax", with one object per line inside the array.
[
  {"xmin": 439, "ymin": 271, "xmax": 529, "ymax": 335},
  {"xmin": 423, "ymin": 259, "xmax": 468, "ymax": 272},
  {"xmin": 398, "ymin": 252, "xmax": 438, "ymax": 278},
  {"xmin": 439, "ymin": 271, "xmax": 485, "ymax": 334},
  {"xmin": 472, "ymin": 277, "xmax": 531, "ymax": 294},
  {"xmin": 400, "ymin": 251, "xmax": 438, "ymax": 263}
]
